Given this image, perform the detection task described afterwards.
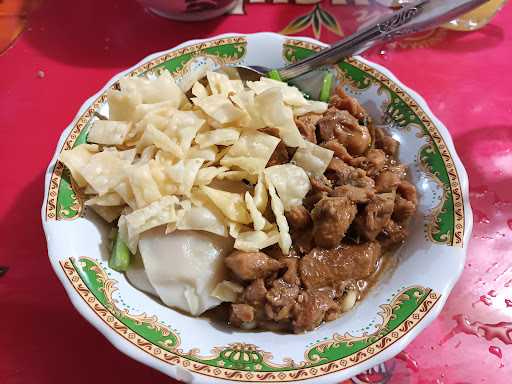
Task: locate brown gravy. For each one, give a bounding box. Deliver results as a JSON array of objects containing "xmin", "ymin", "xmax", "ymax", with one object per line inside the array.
[{"xmin": 204, "ymin": 248, "xmax": 399, "ymax": 333}]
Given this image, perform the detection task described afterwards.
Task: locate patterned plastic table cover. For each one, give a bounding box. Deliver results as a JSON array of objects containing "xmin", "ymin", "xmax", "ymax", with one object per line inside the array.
[{"xmin": 1, "ymin": 1, "xmax": 511, "ymax": 383}]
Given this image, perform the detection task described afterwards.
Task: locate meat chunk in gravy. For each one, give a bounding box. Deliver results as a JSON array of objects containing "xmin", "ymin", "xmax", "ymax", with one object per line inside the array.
[
  {"xmin": 375, "ymin": 170, "xmax": 401, "ymax": 193},
  {"xmin": 379, "ymin": 220, "xmax": 409, "ymax": 251},
  {"xmin": 353, "ymin": 193, "xmax": 395, "ymax": 241},
  {"xmin": 310, "ymin": 175, "xmax": 333, "ymax": 193},
  {"xmin": 317, "ymin": 108, "xmax": 371, "ymax": 155},
  {"xmin": 374, "ymin": 127, "xmax": 400, "ymax": 156},
  {"xmin": 304, "ymin": 176, "xmax": 332, "ymax": 210},
  {"xmin": 347, "ymin": 169, "xmax": 376, "ymax": 194},
  {"xmin": 266, "ymin": 279, "xmax": 300, "ymax": 311},
  {"xmin": 299, "ymin": 242, "xmax": 381, "ymax": 290},
  {"xmin": 393, "ymin": 195, "xmax": 416, "ymax": 224},
  {"xmin": 330, "ymin": 184, "xmax": 374, "ymax": 203},
  {"xmin": 393, "ymin": 180, "xmax": 417, "ymax": 225},
  {"xmin": 321, "ymin": 140, "xmax": 353, "ymax": 163},
  {"xmin": 282, "ymin": 258, "xmax": 301, "ymax": 285},
  {"xmin": 330, "ymin": 86, "xmax": 368, "ymax": 121},
  {"xmin": 326, "ymin": 157, "xmax": 355, "ymax": 185},
  {"xmin": 227, "ymin": 242, "xmax": 382, "ymax": 333},
  {"xmin": 311, "ymin": 196, "xmax": 357, "ymax": 248},
  {"xmin": 350, "ymin": 149, "xmax": 386, "ymax": 177},
  {"xmin": 285, "ymin": 205, "xmax": 311, "ymax": 230},
  {"xmin": 295, "ymin": 113, "xmax": 322, "ymax": 144},
  {"xmin": 325, "ymin": 158, "xmax": 376, "ymax": 192},
  {"xmin": 229, "ymin": 304, "xmax": 255, "ymax": 327},
  {"xmin": 225, "ymin": 251, "xmax": 282, "ymax": 280},
  {"xmin": 398, "ymin": 180, "xmax": 418, "ymax": 206},
  {"xmin": 293, "ymin": 289, "xmax": 340, "ymax": 333},
  {"xmin": 291, "ymin": 229, "xmax": 314, "ymax": 254},
  {"xmin": 243, "ymin": 279, "xmax": 267, "ymax": 305}
]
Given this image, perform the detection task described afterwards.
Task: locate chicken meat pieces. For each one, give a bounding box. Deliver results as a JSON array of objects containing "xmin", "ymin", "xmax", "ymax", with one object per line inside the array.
[
  {"xmin": 299, "ymin": 242, "xmax": 381, "ymax": 290},
  {"xmin": 295, "ymin": 113, "xmax": 322, "ymax": 144},
  {"xmin": 350, "ymin": 149, "xmax": 386, "ymax": 177},
  {"xmin": 311, "ymin": 196, "xmax": 357, "ymax": 248},
  {"xmin": 285, "ymin": 205, "xmax": 312, "ymax": 230},
  {"xmin": 229, "ymin": 304, "xmax": 255, "ymax": 327},
  {"xmin": 353, "ymin": 193, "xmax": 395, "ymax": 241},
  {"xmin": 292, "ymin": 289, "xmax": 340, "ymax": 333},
  {"xmin": 330, "ymin": 184, "xmax": 374, "ymax": 204},
  {"xmin": 393, "ymin": 180, "xmax": 418, "ymax": 224},
  {"xmin": 321, "ymin": 140, "xmax": 353, "ymax": 163},
  {"xmin": 318, "ymin": 108, "xmax": 371, "ymax": 155},
  {"xmin": 330, "ymin": 85, "xmax": 368, "ymax": 121},
  {"xmin": 374, "ymin": 126, "xmax": 400, "ymax": 156},
  {"xmin": 225, "ymin": 251, "xmax": 282, "ymax": 281}
]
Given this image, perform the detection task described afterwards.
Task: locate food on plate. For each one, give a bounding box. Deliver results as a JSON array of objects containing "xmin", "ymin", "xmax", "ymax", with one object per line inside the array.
[{"xmin": 59, "ymin": 68, "xmax": 417, "ymax": 333}]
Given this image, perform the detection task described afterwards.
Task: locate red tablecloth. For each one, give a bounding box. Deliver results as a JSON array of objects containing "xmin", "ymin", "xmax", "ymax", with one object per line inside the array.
[{"xmin": 1, "ymin": 1, "xmax": 511, "ymax": 383}]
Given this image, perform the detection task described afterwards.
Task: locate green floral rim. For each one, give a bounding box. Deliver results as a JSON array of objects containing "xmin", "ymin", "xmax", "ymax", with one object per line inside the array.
[{"xmin": 61, "ymin": 256, "xmax": 440, "ymax": 382}]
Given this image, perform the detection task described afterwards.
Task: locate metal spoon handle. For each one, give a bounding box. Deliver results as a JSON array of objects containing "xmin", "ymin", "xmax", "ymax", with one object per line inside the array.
[{"xmin": 278, "ymin": 0, "xmax": 489, "ymax": 81}]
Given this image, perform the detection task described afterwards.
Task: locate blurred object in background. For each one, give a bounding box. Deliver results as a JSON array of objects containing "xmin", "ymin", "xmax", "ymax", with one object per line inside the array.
[
  {"xmin": 326, "ymin": 0, "xmax": 508, "ymax": 57},
  {"xmin": 443, "ymin": 0, "xmax": 508, "ymax": 30},
  {"xmin": 0, "ymin": 0, "xmax": 507, "ymax": 56},
  {"xmin": 137, "ymin": 0, "xmax": 238, "ymax": 21},
  {"xmin": 384, "ymin": 0, "xmax": 508, "ymax": 31},
  {"xmin": 0, "ymin": 0, "xmax": 42, "ymax": 54}
]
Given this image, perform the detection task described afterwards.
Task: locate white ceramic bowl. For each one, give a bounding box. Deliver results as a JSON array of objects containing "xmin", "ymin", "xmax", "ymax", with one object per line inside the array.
[{"xmin": 42, "ymin": 33, "xmax": 472, "ymax": 383}]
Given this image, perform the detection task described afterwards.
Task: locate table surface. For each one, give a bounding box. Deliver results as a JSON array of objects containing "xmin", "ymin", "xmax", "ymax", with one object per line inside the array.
[{"xmin": 1, "ymin": 1, "xmax": 511, "ymax": 383}]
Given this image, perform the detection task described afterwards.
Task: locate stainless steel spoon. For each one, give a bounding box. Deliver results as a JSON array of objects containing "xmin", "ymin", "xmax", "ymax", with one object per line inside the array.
[{"xmin": 229, "ymin": 0, "xmax": 489, "ymax": 98}]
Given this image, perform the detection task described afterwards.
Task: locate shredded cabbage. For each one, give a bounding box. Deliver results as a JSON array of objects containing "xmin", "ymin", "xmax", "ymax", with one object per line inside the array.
[
  {"xmin": 255, "ymin": 87, "xmax": 304, "ymax": 148},
  {"xmin": 192, "ymin": 94, "xmax": 244, "ymax": 124},
  {"xmin": 244, "ymin": 192, "xmax": 267, "ymax": 231},
  {"xmin": 119, "ymin": 71, "xmax": 185, "ymax": 106},
  {"xmin": 220, "ymin": 131, "xmax": 280, "ymax": 174},
  {"xmin": 200, "ymin": 185, "xmax": 251, "ymax": 224},
  {"xmin": 234, "ymin": 229, "xmax": 280, "ymax": 252},
  {"xmin": 177, "ymin": 204, "xmax": 227, "ymax": 237},
  {"xmin": 195, "ymin": 128, "xmax": 240, "ymax": 148},
  {"xmin": 125, "ymin": 195, "xmax": 179, "ymax": 246},
  {"xmin": 266, "ymin": 178, "xmax": 292, "ymax": 255},
  {"xmin": 88, "ymin": 120, "xmax": 130, "ymax": 145},
  {"xmin": 59, "ymin": 144, "xmax": 99, "ymax": 188},
  {"xmin": 264, "ymin": 164, "xmax": 311, "ymax": 211},
  {"xmin": 292, "ymin": 141, "xmax": 334, "ymax": 177}
]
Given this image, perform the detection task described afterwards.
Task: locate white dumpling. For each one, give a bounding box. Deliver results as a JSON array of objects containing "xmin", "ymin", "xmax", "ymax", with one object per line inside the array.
[
  {"xmin": 138, "ymin": 226, "xmax": 234, "ymax": 316},
  {"xmin": 125, "ymin": 251, "xmax": 157, "ymax": 296}
]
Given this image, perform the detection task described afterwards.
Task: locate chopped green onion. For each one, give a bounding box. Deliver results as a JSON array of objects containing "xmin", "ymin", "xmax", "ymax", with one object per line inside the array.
[
  {"xmin": 267, "ymin": 69, "xmax": 282, "ymax": 82},
  {"xmin": 319, "ymin": 72, "xmax": 334, "ymax": 102},
  {"xmin": 109, "ymin": 230, "xmax": 131, "ymax": 272}
]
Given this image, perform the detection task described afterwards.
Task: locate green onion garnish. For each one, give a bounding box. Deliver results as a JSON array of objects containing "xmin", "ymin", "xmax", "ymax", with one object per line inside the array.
[
  {"xmin": 320, "ymin": 72, "xmax": 334, "ymax": 102},
  {"xmin": 109, "ymin": 230, "xmax": 131, "ymax": 272},
  {"xmin": 268, "ymin": 69, "xmax": 283, "ymax": 82}
]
